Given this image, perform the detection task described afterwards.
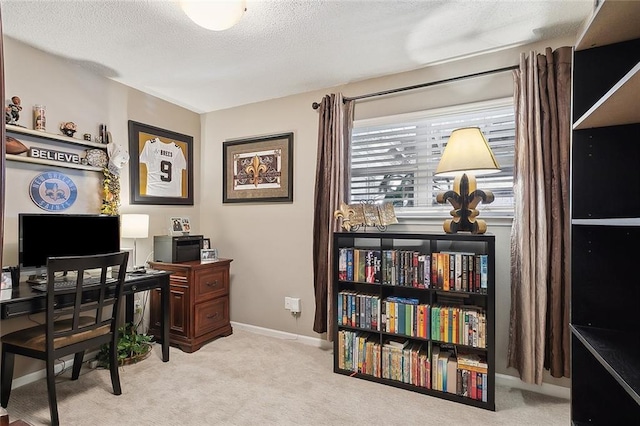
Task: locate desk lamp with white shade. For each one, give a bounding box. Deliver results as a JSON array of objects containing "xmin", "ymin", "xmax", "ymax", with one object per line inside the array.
[
  {"xmin": 434, "ymin": 127, "xmax": 500, "ymax": 234},
  {"xmin": 120, "ymin": 214, "xmax": 149, "ymax": 271}
]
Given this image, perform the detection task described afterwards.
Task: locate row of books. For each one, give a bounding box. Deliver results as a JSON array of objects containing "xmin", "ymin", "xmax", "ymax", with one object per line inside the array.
[
  {"xmin": 337, "ymin": 330, "xmax": 488, "ymax": 401},
  {"xmin": 337, "ymin": 291, "xmax": 487, "ymax": 348},
  {"xmin": 431, "ymin": 305, "xmax": 487, "ymax": 348},
  {"xmin": 434, "ymin": 252, "xmax": 488, "ymax": 294},
  {"xmin": 336, "ymin": 330, "xmax": 430, "ymax": 388},
  {"xmin": 337, "ymin": 330, "xmax": 381, "ymax": 377},
  {"xmin": 337, "ymin": 248, "xmax": 488, "ymax": 293},
  {"xmin": 432, "ymin": 347, "xmax": 489, "ymax": 402}
]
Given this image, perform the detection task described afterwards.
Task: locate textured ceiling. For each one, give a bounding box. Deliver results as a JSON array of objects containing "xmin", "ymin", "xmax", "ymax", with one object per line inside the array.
[{"xmin": 0, "ymin": 0, "xmax": 594, "ymax": 113}]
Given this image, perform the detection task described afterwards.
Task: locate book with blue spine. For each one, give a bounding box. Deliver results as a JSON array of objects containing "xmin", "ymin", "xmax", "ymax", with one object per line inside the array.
[
  {"xmin": 480, "ymin": 254, "xmax": 488, "ymax": 293},
  {"xmin": 346, "ymin": 248, "xmax": 354, "ymax": 281}
]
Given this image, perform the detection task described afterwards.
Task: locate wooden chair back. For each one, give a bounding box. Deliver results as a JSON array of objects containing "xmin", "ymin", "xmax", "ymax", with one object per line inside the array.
[{"xmin": 44, "ymin": 251, "xmax": 129, "ymax": 352}]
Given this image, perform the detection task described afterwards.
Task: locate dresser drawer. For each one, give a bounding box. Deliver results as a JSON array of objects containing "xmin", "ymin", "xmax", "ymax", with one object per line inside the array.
[
  {"xmin": 194, "ymin": 268, "xmax": 227, "ymax": 301},
  {"xmin": 194, "ymin": 296, "xmax": 229, "ymax": 337}
]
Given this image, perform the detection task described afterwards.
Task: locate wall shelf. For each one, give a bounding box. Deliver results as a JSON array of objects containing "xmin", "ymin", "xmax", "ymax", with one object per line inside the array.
[
  {"xmin": 5, "ymin": 123, "xmax": 108, "ymax": 173},
  {"xmin": 6, "ymin": 154, "xmax": 103, "ymax": 172},
  {"xmin": 6, "ymin": 124, "xmax": 106, "ymax": 149}
]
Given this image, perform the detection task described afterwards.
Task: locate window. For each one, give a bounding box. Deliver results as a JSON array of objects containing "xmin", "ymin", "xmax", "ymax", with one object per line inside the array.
[{"xmin": 350, "ymin": 98, "xmax": 515, "ymax": 217}]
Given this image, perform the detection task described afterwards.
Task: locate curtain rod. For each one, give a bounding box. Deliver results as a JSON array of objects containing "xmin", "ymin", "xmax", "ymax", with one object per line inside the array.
[{"xmin": 311, "ymin": 64, "xmax": 519, "ymax": 110}]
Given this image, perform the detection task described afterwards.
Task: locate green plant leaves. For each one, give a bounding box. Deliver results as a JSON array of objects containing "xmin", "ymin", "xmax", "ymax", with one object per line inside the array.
[{"xmin": 96, "ymin": 322, "xmax": 153, "ymax": 367}]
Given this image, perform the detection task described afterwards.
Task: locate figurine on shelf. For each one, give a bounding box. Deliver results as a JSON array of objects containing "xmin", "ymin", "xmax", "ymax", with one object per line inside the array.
[
  {"xmin": 60, "ymin": 121, "xmax": 77, "ymax": 137},
  {"xmin": 5, "ymin": 96, "xmax": 22, "ymax": 126}
]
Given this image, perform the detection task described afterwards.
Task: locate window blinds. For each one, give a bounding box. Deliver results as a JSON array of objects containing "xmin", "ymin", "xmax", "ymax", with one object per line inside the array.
[{"xmin": 350, "ymin": 99, "xmax": 515, "ymax": 216}]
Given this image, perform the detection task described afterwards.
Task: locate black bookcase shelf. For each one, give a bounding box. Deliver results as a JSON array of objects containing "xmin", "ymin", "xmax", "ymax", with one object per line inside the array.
[
  {"xmin": 333, "ymin": 231, "xmax": 495, "ymax": 411},
  {"xmin": 571, "ymin": 325, "xmax": 640, "ymax": 405},
  {"xmin": 570, "ymin": 0, "xmax": 640, "ymax": 422}
]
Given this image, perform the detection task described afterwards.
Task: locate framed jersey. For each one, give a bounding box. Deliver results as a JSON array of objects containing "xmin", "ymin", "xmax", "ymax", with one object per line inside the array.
[{"xmin": 128, "ymin": 120, "xmax": 194, "ymax": 205}]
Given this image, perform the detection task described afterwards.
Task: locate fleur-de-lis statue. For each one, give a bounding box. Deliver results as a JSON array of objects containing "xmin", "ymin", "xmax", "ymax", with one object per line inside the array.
[
  {"xmin": 245, "ymin": 155, "xmax": 267, "ymax": 187},
  {"xmin": 334, "ymin": 202, "xmax": 359, "ymax": 231}
]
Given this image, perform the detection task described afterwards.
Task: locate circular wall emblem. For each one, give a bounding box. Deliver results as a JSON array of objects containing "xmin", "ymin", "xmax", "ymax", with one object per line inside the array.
[{"xmin": 29, "ymin": 171, "xmax": 78, "ymax": 211}]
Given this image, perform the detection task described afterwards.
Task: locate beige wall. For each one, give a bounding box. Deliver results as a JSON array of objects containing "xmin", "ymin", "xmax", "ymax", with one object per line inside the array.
[
  {"xmin": 2, "ymin": 34, "xmax": 572, "ymax": 387},
  {"xmin": 1, "ymin": 37, "xmax": 200, "ymax": 379},
  {"xmin": 201, "ymin": 35, "xmax": 574, "ymax": 387}
]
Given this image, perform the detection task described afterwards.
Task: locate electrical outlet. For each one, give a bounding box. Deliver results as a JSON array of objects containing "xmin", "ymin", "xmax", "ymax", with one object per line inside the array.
[
  {"xmin": 285, "ymin": 296, "xmax": 301, "ymax": 313},
  {"xmin": 290, "ymin": 297, "xmax": 301, "ymax": 313}
]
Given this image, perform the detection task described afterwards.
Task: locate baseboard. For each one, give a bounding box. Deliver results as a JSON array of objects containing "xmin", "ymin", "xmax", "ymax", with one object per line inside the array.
[
  {"xmin": 230, "ymin": 321, "xmax": 332, "ymax": 350},
  {"xmin": 11, "ymin": 350, "xmax": 100, "ymax": 390},
  {"xmin": 232, "ymin": 321, "xmax": 571, "ymax": 399},
  {"xmin": 495, "ymin": 373, "xmax": 570, "ymax": 399}
]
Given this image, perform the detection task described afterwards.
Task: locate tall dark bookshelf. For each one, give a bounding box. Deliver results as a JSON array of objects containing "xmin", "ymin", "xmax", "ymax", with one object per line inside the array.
[
  {"xmin": 333, "ymin": 231, "xmax": 495, "ymax": 411},
  {"xmin": 570, "ymin": 0, "xmax": 640, "ymax": 423}
]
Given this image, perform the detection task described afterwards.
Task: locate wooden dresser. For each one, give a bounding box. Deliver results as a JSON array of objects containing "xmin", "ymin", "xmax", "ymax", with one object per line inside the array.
[{"xmin": 148, "ymin": 259, "xmax": 233, "ymax": 353}]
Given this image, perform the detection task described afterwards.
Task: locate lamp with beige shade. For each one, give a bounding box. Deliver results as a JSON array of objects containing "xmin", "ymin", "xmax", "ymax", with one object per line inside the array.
[{"xmin": 434, "ymin": 127, "xmax": 500, "ymax": 234}]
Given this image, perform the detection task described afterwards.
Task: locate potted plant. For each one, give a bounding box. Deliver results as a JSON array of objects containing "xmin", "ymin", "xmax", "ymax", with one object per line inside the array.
[{"xmin": 96, "ymin": 322, "xmax": 153, "ymax": 367}]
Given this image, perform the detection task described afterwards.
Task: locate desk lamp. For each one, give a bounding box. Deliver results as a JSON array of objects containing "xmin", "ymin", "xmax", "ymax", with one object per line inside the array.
[
  {"xmin": 121, "ymin": 214, "xmax": 149, "ymax": 271},
  {"xmin": 434, "ymin": 127, "xmax": 500, "ymax": 234}
]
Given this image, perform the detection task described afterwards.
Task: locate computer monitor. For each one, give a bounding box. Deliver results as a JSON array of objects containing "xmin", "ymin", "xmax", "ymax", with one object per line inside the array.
[{"xmin": 19, "ymin": 213, "xmax": 120, "ymax": 270}]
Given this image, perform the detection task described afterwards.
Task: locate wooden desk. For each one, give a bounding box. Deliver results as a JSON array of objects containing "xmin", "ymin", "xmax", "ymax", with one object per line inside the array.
[{"xmin": 0, "ymin": 270, "xmax": 171, "ymax": 362}]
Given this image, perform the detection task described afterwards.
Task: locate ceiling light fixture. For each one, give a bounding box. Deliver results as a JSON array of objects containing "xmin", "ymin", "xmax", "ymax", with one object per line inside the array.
[{"xmin": 180, "ymin": 0, "xmax": 247, "ymax": 31}]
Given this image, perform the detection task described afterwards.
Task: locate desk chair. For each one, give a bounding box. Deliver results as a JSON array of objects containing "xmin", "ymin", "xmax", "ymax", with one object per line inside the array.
[{"xmin": 0, "ymin": 252, "xmax": 129, "ymax": 426}]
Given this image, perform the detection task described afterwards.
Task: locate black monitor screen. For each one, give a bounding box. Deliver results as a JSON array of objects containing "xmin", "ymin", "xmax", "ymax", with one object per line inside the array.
[{"xmin": 19, "ymin": 213, "xmax": 120, "ymax": 268}]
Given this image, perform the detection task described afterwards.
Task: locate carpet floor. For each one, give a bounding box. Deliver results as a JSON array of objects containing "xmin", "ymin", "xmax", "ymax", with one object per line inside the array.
[{"xmin": 4, "ymin": 328, "xmax": 569, "ymax": 425}]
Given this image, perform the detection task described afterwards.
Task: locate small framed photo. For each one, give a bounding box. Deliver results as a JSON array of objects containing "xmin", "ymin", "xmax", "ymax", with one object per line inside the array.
[
  {"xmin": 169, "ymin": 216, "xmax": 191, "ymax": 236},
  {"xmin": 1, "ymin": 269, "xmax": 13, "ymax": 290},
  {"xmin": 203, "ymin": 238, "xmax": 211, "ymax": 250},
  {"xmin": 201, "ymin": 248, "xmax": 218, "ymax": 263}
]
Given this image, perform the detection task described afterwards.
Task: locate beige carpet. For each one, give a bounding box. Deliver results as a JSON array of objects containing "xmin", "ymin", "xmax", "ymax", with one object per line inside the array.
[{"xmin": 5, "ymin": 328, "xmax": 569, "ymax": 425}]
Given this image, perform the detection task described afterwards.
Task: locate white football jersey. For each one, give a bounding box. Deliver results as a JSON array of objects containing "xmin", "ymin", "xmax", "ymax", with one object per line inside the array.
[{"xmin": 139, "ymin": 138, "xmax": 187, "ymax": 197}]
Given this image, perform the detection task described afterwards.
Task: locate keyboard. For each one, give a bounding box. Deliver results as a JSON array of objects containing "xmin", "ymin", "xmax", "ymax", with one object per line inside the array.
[{"xmin": 31, "ymin": 277, "xmax": 105, "ymax": 292}]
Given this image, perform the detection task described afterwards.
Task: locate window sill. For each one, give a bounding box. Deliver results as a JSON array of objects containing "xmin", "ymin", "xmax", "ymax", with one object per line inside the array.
[{"xmin": 396, "ymin": 215, "xmax": 514, "ymax": 228}]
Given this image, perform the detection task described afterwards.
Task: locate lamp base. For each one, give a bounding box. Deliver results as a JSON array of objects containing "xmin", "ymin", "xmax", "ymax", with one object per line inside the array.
[{"xmin": 436, "ymin": 173, "xmax": 494, "ymax": 234}]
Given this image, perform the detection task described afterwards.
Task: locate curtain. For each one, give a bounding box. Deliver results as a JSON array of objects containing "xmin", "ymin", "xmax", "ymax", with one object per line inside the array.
[
  {"xmin": 508, "ymin": 47, "xmax": 572, "ymax": 384},
  {"xmin": 312, "ymin": 93, "xmax": 355, "ymax": 335}
]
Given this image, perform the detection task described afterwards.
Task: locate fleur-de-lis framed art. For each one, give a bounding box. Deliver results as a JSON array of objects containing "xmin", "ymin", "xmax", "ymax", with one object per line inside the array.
[{"xmin": 222, "ymin": 133, "xmax": 293, "ymax": 203}]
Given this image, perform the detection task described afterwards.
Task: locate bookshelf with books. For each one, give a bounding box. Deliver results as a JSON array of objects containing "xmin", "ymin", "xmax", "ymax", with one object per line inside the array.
[
  {"xmin": 570, "ymin": 0, "xmax": 640, "ymax": 423},
  {"xmin": 333, "ymin": 231, "xmax": 495, "ymax": 411}
]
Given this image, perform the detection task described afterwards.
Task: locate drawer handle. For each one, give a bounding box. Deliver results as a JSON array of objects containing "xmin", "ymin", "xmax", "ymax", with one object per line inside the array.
[
  {"xmin": 206, "ymin": 280, "xmax": 219, "ymax": 288},
  {"xmin": 206, "ymin": 312, "xmax": 219, "ymax": 320}
]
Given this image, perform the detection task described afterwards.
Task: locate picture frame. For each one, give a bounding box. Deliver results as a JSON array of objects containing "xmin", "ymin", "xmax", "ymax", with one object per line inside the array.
[
  {"xmin": 202, "ymin": 238, "xmax": 211, "ymax": 250},
  {"xmin": 222, "ymin": 132, "xmax": 293, "ymax": 203},
  {"xmin": 128, "ymin": 120, "xmax": 194, "ymax": 205},
  {"xmin": 1, "ymin": 270, "xmax": 13, "ymax": 290},
  {"xmin": 200, "ymin": 248, "xmax": 218, "ymax": 263},
  {"xmin": 169, "ymin": 216, "xmax": 191, "ymax": 236}
]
